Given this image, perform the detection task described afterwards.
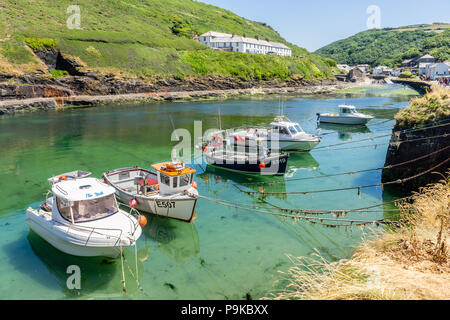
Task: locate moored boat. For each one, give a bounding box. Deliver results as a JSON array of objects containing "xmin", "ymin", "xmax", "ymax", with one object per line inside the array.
[
  {"xmin": 317, "ymin": 105, "xmax": 374, "ymax": 125},
  {"xmin": 103, "ymin": 162, "xmax": 199, "ymax": 223},
  {"xmin": 203, "ymin": 136, "xmax": 289, "ymax": 176},
  {"xmin": 26, "ymin": 172, "xmax": 143, "ymax": 258},
  {"xmin": 228, "ymin": 115, "xmax": 321, "ymax": 152}
]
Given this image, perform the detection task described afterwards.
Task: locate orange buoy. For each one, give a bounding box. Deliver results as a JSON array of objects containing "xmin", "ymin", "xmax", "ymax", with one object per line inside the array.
[
  {"xmin": 192, "ymin": 181, "xmax": 198, "ymax": 189},
  {"xmin": 259, "ymin": 163, "xmax": 266, "ymax": 169},
  {"xmin": 138, "ymin": 215, "xmax": 148, "ymax": 228},
  {"xmin": 58, "ymin": 175, "xmax": 68, "ymax": 182}
]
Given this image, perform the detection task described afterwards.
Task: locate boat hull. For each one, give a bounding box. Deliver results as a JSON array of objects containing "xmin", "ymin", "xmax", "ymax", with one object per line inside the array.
[
  {"xmin": 268, "ymin": 139, "xmax": 321, "ymax": 152},
  {"xmin": 114, "ymin": 190, "xmax": 198, "ymax": 223},
  {"xmin": 319, "ymin": 115, "xmax": 372, "ymax": 125},
  {"xmin": 26, "ymin": 211, "xmax": 123, "ymax": 258},
  {"xmin": 205, "ymin": 153, "xmax": 289, "ymax": 176}
]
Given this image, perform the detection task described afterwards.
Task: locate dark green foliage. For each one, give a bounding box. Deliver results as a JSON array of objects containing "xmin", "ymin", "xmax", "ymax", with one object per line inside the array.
[{"xmin": 316, "ymin": 25, "xmax": 450, "ymax": 67}]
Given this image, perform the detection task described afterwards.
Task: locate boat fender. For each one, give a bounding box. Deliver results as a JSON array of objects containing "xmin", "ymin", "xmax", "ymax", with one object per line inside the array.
[
  {"xmin": 259, "ymin": 163, "xmax": 266, "ymax": 169},
  {"xmin": 138, "ymin": 215, "xmax": 148, "ymax": 228},
  {"xmin": 129, "ymin": 198, "xmax": 138, "ymax": 208},
  {"xmin": 192, "ymin": 181, "xmax": 198, "ymax": 189}
]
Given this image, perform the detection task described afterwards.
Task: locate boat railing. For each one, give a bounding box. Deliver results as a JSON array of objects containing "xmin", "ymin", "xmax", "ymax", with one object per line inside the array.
[
  {"xmin": 60, "ymin": 221, "xmax": 124, "ymax": 247},
  {"xmin": 60, "ymin": 208, "xmax": 141, "ymax": 247}
]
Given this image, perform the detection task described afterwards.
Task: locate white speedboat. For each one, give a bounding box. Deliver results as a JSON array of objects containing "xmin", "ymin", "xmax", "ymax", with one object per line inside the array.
[
  {"xmin": 104, "ymin": 162, "xmax": 199, "ymax": 223},
  {"xmin": 26, "ymin": 172, "xmax": 143, "ymax": 258},
  {"xmin": 228, "ymin": 116, "xmax": 321, "ymax": 152},
  {"xmin": 317, "ymin": 105, "xmax": 374, "ymax": 125}
]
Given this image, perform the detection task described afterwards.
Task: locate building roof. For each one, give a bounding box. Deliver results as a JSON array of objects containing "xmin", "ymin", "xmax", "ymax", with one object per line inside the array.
[
  {"xmin": 419, "ymin": 54, "xmax": 434, "ymax": 60},
  {"xmin": 52, "ymin": 178, "xmax": 116, "ymax": 202},
  {"xmin": 201, "ymin": 31, "xmax": 290, "ymax": 49}
]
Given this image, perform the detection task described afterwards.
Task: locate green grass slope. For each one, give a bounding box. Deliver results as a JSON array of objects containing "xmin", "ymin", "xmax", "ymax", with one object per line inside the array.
[
  {"xmin": 0, "ymin": 0, "xmax": 336, "ymax": 81},
  {"xmin": 315, "ymin": 23, "xmax": 450, "ymax": 67}
]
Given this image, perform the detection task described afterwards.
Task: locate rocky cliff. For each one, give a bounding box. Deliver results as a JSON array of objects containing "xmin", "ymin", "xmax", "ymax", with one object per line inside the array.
[{"xmin": 382, "ymin": 87, "xmax": 450, "ymax": 191}]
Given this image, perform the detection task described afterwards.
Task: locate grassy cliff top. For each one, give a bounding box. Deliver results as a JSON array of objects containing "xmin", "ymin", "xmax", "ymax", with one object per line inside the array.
[
  {"xmin": 0, "ymin": 0, "xmax": 336, "ymax": 81},
  {"xmin": 395, "ymin": 86, "xmax": 450, "ymax": 128}
]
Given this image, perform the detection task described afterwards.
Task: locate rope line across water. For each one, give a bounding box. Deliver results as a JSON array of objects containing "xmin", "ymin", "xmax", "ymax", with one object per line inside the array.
[{"xmin": 236, "ymin": 158, "xmax": 449, "ymax": 196}]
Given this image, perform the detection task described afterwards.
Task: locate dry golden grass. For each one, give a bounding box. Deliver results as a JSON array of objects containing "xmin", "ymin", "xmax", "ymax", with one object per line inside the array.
[{"xmin": 267, "ymin": 175, "xmax": 449, "ymax": 300}]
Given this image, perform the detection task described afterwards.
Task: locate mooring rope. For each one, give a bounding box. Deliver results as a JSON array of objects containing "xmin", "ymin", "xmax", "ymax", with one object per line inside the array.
[
  {"xmin": 241, "ymin": 145, "xmax": 450, "ymax": 186},
  {"xmin": 313, "ymin": 128, "xmax": 449, "ymax": 152},
  {"xmin": 255, "ymin": 195, "xmax": 417, "ymax": 217},
  {"xmin": 311, "ymin": 133, "xmax": 449, "ymax": 153},
  {"xmin": 221, "ymin": 186, "xmax": 421, "ymax": 216},
  {"xmin": 193, "ymin": 193, "xmax": 401, "ymax": 227},
  {"xmin": 236, "ymin": 158, "xmax": 449, "ymax": 196}
]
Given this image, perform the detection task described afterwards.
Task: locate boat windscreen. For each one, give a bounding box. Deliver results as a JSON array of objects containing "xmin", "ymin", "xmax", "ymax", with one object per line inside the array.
[
  {"xmin": 57, "ymin": 195, "xmax": 118, "ymax": 223},
  {"xmin": 294, "ymin": 125, "xmax": 304, "ymax": 133}
]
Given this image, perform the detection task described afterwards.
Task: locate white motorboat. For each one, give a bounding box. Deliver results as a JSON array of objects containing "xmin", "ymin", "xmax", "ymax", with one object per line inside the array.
[
  {"xmin": 26, "ymin": 171, "xmax": 143, "ymax": 258},
  {"xmin": 103, "ymin": 162, "xmax": 199, "ymax": 223},
  {"xmin": 317, "ymin": 105, "xmax": 374, "ymax": 125},
  {"xmin": 228, "ymin": 116, "xmax": 321, "ymax": 152}
]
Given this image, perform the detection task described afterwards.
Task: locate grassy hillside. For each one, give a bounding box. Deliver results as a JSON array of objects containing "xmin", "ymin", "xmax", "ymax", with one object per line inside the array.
[
  {"xmin": 0, "ymin": 0, "xmax": 336, "ymax": 80},
  {"xmin": 316, "ymin": 23, "xmax": 450, "ymax": 67}
]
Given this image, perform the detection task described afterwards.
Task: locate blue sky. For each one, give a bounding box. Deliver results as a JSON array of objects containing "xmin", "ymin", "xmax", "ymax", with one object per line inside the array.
[{"xmin": 200, "ymin": 0, "xmax": 450, "ymax": 52}]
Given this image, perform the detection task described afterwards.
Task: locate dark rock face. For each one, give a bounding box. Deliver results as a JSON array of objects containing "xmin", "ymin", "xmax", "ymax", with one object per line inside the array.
[
  {"xmin": 0, "ymin": 99, "xmax": 57, "ymax": 115},
  {"xmin": 346, "ymin": 68, "xmax": 365, "ymax": 82},
  {"xmin": 382, "ymin": 121, "xmax": 450, "ymax": 191},
  {"xmin": 0, "ymin": 74, "xmax": 329, "ymax": 101}
]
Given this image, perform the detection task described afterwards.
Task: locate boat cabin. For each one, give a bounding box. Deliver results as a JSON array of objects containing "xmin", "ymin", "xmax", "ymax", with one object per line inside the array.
[
  {"xmin": 152, "ymin": 162, "xmax": 196, "ymax": 196},
  {"xmin": 270, "ymin": 116, "xmax": 305, "ymax": 137},
  {"xmin": 339, "ymin": 105, "xmax": 357, "ymax": 114},
  {"xmin": 51, "ymin": 178, "xmax": 119, "ymax": 224}
]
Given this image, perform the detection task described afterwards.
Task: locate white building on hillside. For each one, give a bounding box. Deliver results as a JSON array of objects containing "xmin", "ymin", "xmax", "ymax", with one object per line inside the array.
[
  {"xmin": 199, "ymin": 31, "xmax": 292, "ymax": 57},
  {"xmin": 423, "ymin": 62, "xmax": 450, "ymax": 80},
  {"xmin": 337, "ymin": 64, "xmax": 351, "ymax": 72},
  {"xmin": 373, "ymin": 66, "xmax": 392, "ymax": 76}
]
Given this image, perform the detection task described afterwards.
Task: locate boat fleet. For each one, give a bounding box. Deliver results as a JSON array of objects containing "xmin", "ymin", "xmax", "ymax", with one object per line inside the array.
[{"xmin": 26, "ymin": 104, "xmax": 374, "ymax": 258}]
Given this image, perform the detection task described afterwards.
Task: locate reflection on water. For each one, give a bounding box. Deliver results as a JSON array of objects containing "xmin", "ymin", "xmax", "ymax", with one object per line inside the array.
[
  {"xmin": 285, "ymin": 153, "xmax": 320, "ymax": 178},
  {"xmin": 25, "ymin": 231, "xmax": 119, "ymax": 296},
  {"xmin": 145, "ymin": 215, "xmax": 200, "ymax": 264},
  {"xmin": 318, "ymin": 123, "xmax": 372, "ymax": 141}
]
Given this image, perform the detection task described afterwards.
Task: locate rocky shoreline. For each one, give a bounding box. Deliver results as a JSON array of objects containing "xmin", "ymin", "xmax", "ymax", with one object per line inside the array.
[{"xmin": 0, "ymin": 73, "xmax": 365, "ymax": 115}]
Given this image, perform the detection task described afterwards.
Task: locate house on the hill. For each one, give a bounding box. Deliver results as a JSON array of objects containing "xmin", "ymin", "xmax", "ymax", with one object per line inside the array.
[
  {"xmin": 198, "ymin": 31, "xmax": 292, "ymax": 57},
  {"xmin": 402, "ymin": 53, "xmax": 435, "ymax": 68},
  {"xmin": 417, "ymin": 53, "xmax": 435, "ymax": 65},
  {"xmin": 337, "ymin": 64, "xmax": 351, "ymax": 72},
  {"xmin": 423, "ymin": 62, "xmax": 450, "ymax": 80},
  {"xmin": 357, "ymin": 64, "xmax": 370, "ymax": 73},
  {"xmin": 373, "ymin": 66, "xmax": 392, "ymax": 76}
]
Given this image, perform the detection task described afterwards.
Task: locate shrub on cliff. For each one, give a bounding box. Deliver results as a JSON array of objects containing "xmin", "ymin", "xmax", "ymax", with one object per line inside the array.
[
  {"xmin": 395, "ymin": 86, "xmax": 450, "ymax": 128},
  {"xmin": 24, "ymin": 38, "xmax": 57, "ymax": 51}
]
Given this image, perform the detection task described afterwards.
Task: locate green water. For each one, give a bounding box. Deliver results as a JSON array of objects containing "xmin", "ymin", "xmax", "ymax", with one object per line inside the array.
[{"xmin": 0, "ymin": 85, "xmax": 418, "ymax": 299}]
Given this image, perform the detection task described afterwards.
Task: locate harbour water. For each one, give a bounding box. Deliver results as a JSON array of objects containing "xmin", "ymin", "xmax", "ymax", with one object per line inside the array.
[{"xmin": 0, "ymin": 85, "xmax": 419, "ymax": 299}]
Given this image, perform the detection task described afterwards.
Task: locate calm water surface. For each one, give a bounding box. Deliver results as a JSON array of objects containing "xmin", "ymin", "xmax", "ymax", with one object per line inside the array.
[{"xmin": 0, "ymin": 85, "xmax": 418, "ymax": 299}]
